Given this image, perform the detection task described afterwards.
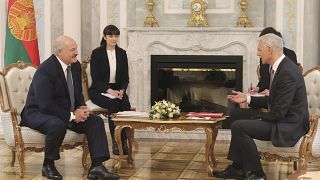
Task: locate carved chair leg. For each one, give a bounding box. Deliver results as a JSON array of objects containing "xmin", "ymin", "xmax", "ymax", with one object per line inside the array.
[
  {"xmin": 82, "ymin": 141, "xmax": 90, "ymax": 170},
  {"xmin": 17, "ymin": 149, "xmax": 25, "ymax": 178},
  {"xmin": 10, "ymin": 149, "xmax": 16, "ymax": 167},
  {"xmin": 298, "ymin": 157, "xmax": 307, "ymax": 171}
]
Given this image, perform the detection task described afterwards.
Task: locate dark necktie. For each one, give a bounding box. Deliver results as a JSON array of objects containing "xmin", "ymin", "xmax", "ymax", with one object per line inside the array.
[
  {"xmin": 268, "ymin": 66, "xmax": 275, "ymax": 111},
  {"xmin": 269, "ymin": 66, "xmax": 275, "ymax": 90},
  {"xmin": 67, "ymin": 65, "xmax": 75, "ymax": 111}
]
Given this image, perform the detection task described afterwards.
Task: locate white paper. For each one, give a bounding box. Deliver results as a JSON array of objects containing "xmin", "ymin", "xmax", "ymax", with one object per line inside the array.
[
  {"xmin": 116, "ymin": 111, "xmax": 149, "ymax": 117},
  {"xmin": 101, "ymin": 93, "xmax": 116, "ymax": 99}
]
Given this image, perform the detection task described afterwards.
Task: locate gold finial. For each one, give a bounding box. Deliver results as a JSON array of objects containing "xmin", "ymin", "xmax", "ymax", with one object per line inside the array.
[
  {"xmin": 144, "ymin": 0, "xmax": 159, "ymax": 27},
  {"xmin": 236, "ymin": 0, "xmax": 252, "ymax": 27}
]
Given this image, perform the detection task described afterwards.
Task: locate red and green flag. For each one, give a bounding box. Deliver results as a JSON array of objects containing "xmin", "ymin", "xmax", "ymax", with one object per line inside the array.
[{"xmin": 4, "ymin": 0, "xmax": 40, "ymax": 67}]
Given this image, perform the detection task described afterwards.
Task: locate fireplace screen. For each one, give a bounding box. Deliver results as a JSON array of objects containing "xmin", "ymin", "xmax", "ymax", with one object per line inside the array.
[{"xmin": 151, "ymin": 55, "xmax": 243, "ymax": 116}]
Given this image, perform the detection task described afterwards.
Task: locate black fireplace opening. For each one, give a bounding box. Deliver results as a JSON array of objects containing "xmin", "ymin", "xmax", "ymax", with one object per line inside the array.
[{"xmin": 151, "ymin": 55, "xmax": 243, "ymax": 126}]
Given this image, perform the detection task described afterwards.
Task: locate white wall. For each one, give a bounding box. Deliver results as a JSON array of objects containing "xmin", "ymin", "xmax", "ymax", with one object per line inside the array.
[{"xmin": 303, "ymin": 0, "xmax": 320, "ymax": 71}]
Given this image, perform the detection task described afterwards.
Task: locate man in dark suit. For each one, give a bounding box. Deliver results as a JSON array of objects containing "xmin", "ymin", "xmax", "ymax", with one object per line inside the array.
[
  {"xmin": 20, "ymin": 35, "xmax": 120, "ymax": 180},
  {"xmin": 213, "ymin": 34, "xmax": 309, "ymax": 179}
]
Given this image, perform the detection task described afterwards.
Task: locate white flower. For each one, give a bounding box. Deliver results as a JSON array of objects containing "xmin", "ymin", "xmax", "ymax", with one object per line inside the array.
[{"xmin": 149, "ymin": 100, "xmax": 180, "ymax": 119}]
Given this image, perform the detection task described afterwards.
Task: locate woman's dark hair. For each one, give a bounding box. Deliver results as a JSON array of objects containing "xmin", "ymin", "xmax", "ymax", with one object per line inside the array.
[
  {"xmin": 259, "ymin": 27, "xmax": 282, "ymax": 38},
  {"xmin": 100, "ymin": 25, "xmax": 120, "ymax": 47}
]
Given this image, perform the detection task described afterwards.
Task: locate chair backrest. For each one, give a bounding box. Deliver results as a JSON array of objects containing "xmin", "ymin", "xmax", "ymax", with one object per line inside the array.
[
  {"xmin": 303, "ymin": 67, "xmax": 320, "ymax": 158},
  {"xmin": 0, "ymin": 72, "xmax": 10, "ymax": 111},
  {"xmin": 303, "ymin": 67, "xmax": 320, "ymax": 115},
  {"xmin": 81, "ymin": 57, "xmax": 92, "ymax": 101},
  {"xmin": 2, "ymin": 62, "xmax": 37, "ymax": 115}
]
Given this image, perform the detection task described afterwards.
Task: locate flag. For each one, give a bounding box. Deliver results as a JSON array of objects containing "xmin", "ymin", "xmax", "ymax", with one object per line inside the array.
[{"xmin": 4, "ymin": 0, "xmax": 40, "ymax": 67}]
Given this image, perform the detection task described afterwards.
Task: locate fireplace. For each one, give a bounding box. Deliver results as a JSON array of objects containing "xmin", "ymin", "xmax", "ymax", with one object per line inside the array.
[{"xmin": 151, "ymin": 55, "xmax": 243, "ymax": 115}]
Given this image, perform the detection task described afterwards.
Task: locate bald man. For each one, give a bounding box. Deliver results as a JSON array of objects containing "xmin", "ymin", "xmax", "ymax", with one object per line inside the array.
[{"xmin": 21, "ymin": 36, "xmax": 120, "ymax": 180}]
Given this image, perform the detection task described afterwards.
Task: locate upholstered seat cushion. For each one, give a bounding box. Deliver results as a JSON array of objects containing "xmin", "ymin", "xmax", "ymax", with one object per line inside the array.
[
  {"xmin": 254, "ymin": 138, "xmax": 303, "ymax": 158},
  {"xmin": 1, "ymin": 111, "xmax": 85, "ymax": 148},
  {"xmin": 86, "ymin": 100, "xmax": 108, "ymax": 112}
]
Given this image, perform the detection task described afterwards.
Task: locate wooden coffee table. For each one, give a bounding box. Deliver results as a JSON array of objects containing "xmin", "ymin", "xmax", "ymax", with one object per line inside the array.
[{"xmin": 112, "ymin": 113, "xmax": 224, "ymax": 176}]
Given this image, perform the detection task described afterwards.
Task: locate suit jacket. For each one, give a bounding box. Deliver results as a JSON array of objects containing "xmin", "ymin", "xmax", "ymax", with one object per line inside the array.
[
  {"xmin": 89, "ymin": 45, "xmax": 129, "ymax": 94},
  {"xmin": 250, "ymin": 57, "xmax": 309, "ymax": 147},
  {"xmin": 258, "ymin": 47, "xmax": 297, "ymax": 92},
  {"xmin": 20, "ymin": 55, "xmax": 85, "ymax": 128}
]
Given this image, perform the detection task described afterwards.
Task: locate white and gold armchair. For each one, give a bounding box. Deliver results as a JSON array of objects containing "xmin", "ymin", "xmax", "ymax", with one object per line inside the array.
[
  {"xmin": 254, "ymin": 66, "xmax": 320, "ymax": 171},
  {"xmin": 0, "ymin": 61, "xmax": 89, "ymax": 177}
]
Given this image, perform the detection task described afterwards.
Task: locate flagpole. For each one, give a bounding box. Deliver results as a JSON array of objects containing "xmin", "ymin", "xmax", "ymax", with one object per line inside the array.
[{"xmin": 0, "ymin": 0, "xmax": 6, "ymax": 69}]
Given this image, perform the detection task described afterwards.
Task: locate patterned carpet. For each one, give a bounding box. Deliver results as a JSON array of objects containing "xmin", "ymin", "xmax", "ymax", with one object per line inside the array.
[{"xmin": 0, "ymin": 136, "xmax": 319, "ymax": 179}]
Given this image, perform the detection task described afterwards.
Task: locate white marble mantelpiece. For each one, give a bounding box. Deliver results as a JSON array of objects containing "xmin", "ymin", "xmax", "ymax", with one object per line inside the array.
[{"xmin": 126, "ymin": 27, "xmax": 262, "ymax": 112}]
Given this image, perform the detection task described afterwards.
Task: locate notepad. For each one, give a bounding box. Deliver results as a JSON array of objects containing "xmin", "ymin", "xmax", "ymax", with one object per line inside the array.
[
  {"xmin": 101, "ymin": 93, "xmax": 116, "ymax": 99},
  {"xmin": 186, "ymin": 112, "xmax": 224, "ymax": 118}
]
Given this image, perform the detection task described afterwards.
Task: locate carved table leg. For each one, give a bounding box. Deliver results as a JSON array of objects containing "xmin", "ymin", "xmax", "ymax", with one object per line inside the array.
[
  {"xmin": 114, "ymin": 125, "xmax": 123, "ymax": 169},
  {"xmin": 125, "ymin": 127, "xmax": 134, "ymax": 165},
  {"xmin": 205, "ymin": 127, "xmax": 214, "ymax": 176},
  {"xmin": 210, "ymin": 125, "xmax": 219, "ymax": 167}
]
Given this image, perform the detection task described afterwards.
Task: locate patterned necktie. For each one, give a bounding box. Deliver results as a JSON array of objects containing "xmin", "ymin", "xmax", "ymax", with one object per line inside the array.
[
  {"xmin": 269, "ymin": 66, "xmax": 275, "ymax": 90},
  {"xmin": 67, "ymin": 65, "xmax": 75, "ymax": 111},
  {"xmin": 268, "ymin": 66, "xmax": 275, "ymax": 111}
]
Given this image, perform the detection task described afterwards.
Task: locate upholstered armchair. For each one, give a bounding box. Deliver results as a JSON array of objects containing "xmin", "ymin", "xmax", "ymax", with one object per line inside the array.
[
  {"xmin": 0, "ymin": 61, "xmax": 89, "ymax": 177},
  {"xmin": 304, "ymin": 67, "xmax": 320, "ymax": 165},
  {"xmin": 254, "ymin": 66, "xmax": 320, "ymax": 171},
  {"xmin": 81, "ymin": 57, "xmax": 108, "ymax": 116}
]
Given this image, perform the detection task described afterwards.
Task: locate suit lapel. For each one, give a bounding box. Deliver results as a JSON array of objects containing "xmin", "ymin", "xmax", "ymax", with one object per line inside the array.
[
  {"xmin": 52, "ymin": 55, "xmax": 70, "ymax": 98},
  {"xmin": 269, "ymin": 57, "xmax": 287, "ymax": 95},
  {"xmin": 115, "ymin": 47, "xmax": 121, "ymax": 82},
  {"xmin": 104, "ymin": 50, "xmax": 110, "ymax": 82}
]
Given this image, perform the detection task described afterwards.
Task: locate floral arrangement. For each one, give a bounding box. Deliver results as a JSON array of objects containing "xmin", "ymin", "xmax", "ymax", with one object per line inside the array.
[{"xmin": 149, "ymin": 100, "xmax": 181, "ymax": 119}]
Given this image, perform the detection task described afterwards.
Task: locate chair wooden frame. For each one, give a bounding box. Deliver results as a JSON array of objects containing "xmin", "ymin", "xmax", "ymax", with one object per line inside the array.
[
  {"xmin": 258, "ymin": 115, "xmax": 319, "ymax": 171},
  {"xmin": 81, "ymin": 57, "xmax": 109, "ymax": 117},
  {"xmin": 0, "ymin": 61, "xmax": 89, "ymax": 177}
]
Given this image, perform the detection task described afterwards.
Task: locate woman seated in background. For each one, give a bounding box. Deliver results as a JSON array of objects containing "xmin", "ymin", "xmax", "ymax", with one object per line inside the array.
[{"xmin": 89, "ymin": 25, "xmax": 131, "ymax": 155}]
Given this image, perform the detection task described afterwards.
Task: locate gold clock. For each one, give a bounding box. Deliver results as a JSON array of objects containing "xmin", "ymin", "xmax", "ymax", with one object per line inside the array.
[{"xmin": 188, "ymin": 0, "xmax": 208, "ymax": 27}]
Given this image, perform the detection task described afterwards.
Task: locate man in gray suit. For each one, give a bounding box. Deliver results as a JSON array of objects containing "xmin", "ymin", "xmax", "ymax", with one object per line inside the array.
[{"xmin": 213, "ymin": 34, "xmax": 309, "ymax": 180}]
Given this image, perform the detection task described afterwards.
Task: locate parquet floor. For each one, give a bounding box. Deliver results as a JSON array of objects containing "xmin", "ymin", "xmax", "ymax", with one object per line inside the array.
[{"xmin": 0, "ymin": 136, "xmax": 319, "ymax": 179}]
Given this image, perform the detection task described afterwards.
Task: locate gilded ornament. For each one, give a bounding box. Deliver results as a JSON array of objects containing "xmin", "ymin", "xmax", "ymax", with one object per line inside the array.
[
  {"xmin": 144, "ymin": 0, "xmax": 159, "ymax": 27},
  {"xmin": 187, "ymin": 0, "xmax": 208, "ymax": 27},
  {"xmin": 236, "ymin": 0, "xmax": 252, "ymax": 27}
]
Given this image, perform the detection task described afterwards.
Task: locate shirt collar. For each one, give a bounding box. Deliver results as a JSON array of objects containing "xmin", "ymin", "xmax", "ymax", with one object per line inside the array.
[
  {"xmin": 56, "ymin": 55, "xmax": 69, "ymax": 72},
  {"xmin": 271, "ymin": 54, "xmax": 285, "ymax": 73}
]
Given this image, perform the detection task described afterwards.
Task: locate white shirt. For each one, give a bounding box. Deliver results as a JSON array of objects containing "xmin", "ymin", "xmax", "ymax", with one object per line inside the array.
[
  {"xmin": 56, "ymin": 55, "xmax": 75, "ymax": 121},
  {"xmin": 56, "ymin": 56, "xmax": 68, "ymax": 80},
  {"xmin": 247, "ymin": 54, "xmax": 286, "ymax": 104},
  {"xmin": 107, "ymin": 49, "xmax": 117, "ymax": 83}
]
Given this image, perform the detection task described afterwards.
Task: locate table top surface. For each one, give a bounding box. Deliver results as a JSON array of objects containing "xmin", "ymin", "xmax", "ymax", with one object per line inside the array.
[{"xmin": 112, "ymin": 112, "xmax": 225, "ymax": 124}]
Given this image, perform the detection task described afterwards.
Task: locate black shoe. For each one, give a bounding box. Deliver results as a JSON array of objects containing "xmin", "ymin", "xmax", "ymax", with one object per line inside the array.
[
  {"xmin": 245, "ymin": 172, "xmax": 266, "ymax": 180},
  {"xmin": 87, "ymin": 165, "xmax": 120, "ymax": 180},
  {"xmin": 42, "ymin": 164, "xmax": 63, "ymax": 180},
  {"xmin": 213, "ymin": 164, "xmax": 245, "ymax": 179},
  {"xmin": 112, "ymin": 141, "xmax": 120, "ymax": 155}
]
